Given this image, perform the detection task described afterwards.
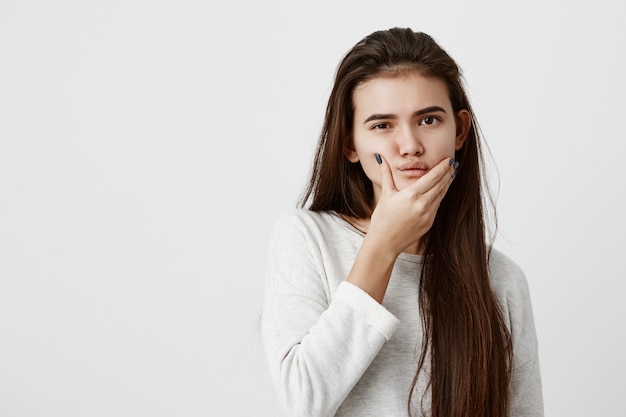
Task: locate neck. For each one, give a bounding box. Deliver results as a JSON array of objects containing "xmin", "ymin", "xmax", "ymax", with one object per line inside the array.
[
  {"xmin": 340, "ymin": 214, "xmax": 424, "ymax": 255},
  {"xmin": 403, "ymin": 240, "xmax": 424, "ymax": 255}
]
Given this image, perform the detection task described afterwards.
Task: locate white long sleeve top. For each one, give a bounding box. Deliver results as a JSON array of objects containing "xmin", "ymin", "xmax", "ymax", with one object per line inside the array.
[{"xmin": 261, "ymin": 209, "xmax": 544, "ymax": 417}]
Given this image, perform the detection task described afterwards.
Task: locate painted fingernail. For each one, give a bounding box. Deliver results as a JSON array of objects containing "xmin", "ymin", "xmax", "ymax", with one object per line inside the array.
[
  {"xmin": 451, "ymin": 172, "xmax": 457, "ymax": 180},
  {"xmin": 375, "ymin": 153, "xmax": 382, "ymax": 164},
  {"xmin": 449, "ymin": 158, "xmax": 456, "ymax": 166},
  {"xmin": 453, "ymin": 161, "xmax": 460, "ymax": 170}
]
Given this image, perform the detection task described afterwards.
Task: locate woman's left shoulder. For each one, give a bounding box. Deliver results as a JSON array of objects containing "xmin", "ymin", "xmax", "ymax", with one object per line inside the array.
[{"xmin": 488, "ymin": 248, "xmax": 531, "ymax": 302}]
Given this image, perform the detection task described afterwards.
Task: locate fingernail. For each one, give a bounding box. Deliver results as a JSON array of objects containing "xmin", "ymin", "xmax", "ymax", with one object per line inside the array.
[
  {"xmin": 449, "ymin": 158, "xmax": 456, "ymax": 166},
  {"xmin": 451, "ymin": 172, "xmax": 457, "ymax": 180},
  {"xmin": 375, "ymin": 153, "xmax": 382, "ymax": 164},
  {"xmin": 453, "ymin": 161, "xmax": 460, "ymax": 170}
]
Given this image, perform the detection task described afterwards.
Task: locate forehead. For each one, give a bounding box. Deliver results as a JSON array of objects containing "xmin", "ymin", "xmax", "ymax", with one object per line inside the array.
[{"xmin": 352, "ymin": 73, "xmax": 451, "ymax": 114}]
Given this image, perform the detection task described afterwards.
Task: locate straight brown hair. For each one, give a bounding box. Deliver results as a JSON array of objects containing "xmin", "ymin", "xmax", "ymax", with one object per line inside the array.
[{"xmin": 300, "ymin": 28, "xmax": 512, "ymax": 417}]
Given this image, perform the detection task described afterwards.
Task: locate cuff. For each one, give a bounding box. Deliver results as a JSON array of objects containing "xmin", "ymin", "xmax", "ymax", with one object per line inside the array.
[{"xmin": 334, "ymin": 281, "xmax": 400, "ymax": 340}]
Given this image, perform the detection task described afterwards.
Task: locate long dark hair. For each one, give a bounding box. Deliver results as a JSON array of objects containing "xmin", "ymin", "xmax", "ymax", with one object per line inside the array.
[{"xmin": 300, "ymin": 28, "xmax": 512, "ymax": 417}]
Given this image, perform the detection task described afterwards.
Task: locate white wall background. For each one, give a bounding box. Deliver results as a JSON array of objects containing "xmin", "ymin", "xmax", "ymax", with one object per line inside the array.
[{"xmin": 1, "ymin": 0, "xmax": 624, "ymax": 416}]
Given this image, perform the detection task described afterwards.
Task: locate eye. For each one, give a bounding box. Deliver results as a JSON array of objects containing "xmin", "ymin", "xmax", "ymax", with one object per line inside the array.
[
  {"xmin": 419, "ymin": 116, "xmax": 440, "ymax": 126},
  {"xmin": 372, "ymin": 122, "xmax": 392, "ymax": 130}
]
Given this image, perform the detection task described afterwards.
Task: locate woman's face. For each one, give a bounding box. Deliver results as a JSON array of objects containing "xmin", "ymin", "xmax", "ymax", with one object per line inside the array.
[{"xmin": 345, "ymin": 72, "xmax": 470, "ymax": 203}]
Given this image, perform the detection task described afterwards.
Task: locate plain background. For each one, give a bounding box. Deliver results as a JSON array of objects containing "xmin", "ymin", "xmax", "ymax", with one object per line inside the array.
[{"xmin": 1, "ymin": 0, "xmax": 625, "ymax": 416}]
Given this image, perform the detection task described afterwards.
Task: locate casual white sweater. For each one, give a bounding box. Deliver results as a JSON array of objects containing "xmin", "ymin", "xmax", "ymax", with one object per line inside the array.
[{"xmin": 261, "ymin": 209, "xmax": 544, "ymax": 417}]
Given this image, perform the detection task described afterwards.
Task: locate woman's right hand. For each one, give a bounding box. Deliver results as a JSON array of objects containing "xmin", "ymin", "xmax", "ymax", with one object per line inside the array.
[
  {"xmin": 366, "ymin": 155, "xmax": 456, "ymax": 257},
  {"xmin": 346, "ymin": 155, "xmax": 455, "ymax": 303}
]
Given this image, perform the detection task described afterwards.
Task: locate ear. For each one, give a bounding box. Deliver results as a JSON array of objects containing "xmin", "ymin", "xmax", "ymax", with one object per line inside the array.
[
  {"xmin": 454, "ymin": 109, "xmax": 471, "ymax": 151},
  {"xmin": 343, "ymin": 136, "xmax": 360, "ymax": 163}
]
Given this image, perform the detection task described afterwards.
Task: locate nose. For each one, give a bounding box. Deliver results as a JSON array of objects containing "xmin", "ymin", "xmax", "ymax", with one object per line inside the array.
[{"xmin": 398, "ymin": 126, "xmax": 423, "ymax": 156}]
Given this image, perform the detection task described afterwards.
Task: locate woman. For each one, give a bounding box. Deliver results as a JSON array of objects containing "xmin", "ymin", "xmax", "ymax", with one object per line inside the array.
[{"xmin": 261, "ymin": 27, "xmax": 543, "ymax": 417}]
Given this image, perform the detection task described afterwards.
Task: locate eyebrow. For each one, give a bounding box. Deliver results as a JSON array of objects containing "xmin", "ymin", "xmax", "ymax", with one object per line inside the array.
[{"xmin": 363, "ymin": 106, "xmax": 447, "ymax": 124}]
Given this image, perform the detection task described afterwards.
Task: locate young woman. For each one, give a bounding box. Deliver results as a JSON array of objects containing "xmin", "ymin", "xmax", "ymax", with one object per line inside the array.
[{"xmin": 261, "ymin": 28, "xmax": 543, "ymax": 417}]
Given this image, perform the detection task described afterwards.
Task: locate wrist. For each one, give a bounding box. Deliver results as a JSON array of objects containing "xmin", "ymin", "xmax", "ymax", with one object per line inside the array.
[
  {"xmin": 360, "ymin": 233, "xmax": 400, "ymax": 265},
  {"xmin": 346, "ymin": 235, "xmax": 399, "ymax": 303}
]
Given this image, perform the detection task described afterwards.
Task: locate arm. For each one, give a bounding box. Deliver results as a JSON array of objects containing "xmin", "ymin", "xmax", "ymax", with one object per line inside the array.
[
  {"xmin": 492, "ymin": 254, "xmax": 545, "ymax": 417},
  {"xmin": 509, "ymin": 356, "xmax": 544, "ymax": 416},
  {"xmin": 260, "ymin": 213, "xmax": 399, "ymax": 417}
]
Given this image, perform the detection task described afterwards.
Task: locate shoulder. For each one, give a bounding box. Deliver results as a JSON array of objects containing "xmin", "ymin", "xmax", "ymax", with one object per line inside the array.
[
  {"xmin": 488, "ymin": 248, "xmax": 540, "ymax": 364},
  {"xmin": 487, "ymin": 248, "xmax": 534, "ymax": 329},
  {"xmin": 270, "ymin": 208, "xmax": 342, "ymax": 241},
  {"xmin": 488, "ymin": 247, "xmax": 529, "ymax": 298},
  {"xmin": 265, "ymin": 209, "xmax": 345, "ymax": 305}
]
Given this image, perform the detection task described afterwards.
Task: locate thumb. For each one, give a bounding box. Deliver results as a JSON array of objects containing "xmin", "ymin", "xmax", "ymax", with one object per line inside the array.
[{"xmin": 375, "ymin": 153, "xmax": 397, "ymax": 193}]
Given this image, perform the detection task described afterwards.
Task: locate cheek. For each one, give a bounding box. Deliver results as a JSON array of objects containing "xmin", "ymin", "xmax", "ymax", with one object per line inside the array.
[
  {"xmin": 429, "ymin": 131, "xmax": 458, "ymax": 156},
  {"xmin": 437, "ymin": 141, "xmax": 457, "ymax": 156},
  {"xmin": 359, "ymin": 145, "xmax": 399, "ymax": 187},
  {"xmin": 359, "ymin": 157, "xmax": 380, "ymax": 184},
  {"xmin": 353, "ymin": 136, "xmax": 396, "ymax": 166},
  {"xmin": 359, "ymin": 141, "xmax": 395, "ymax": 165},
  {"xmin": 368, "ymin": 141, "xmax": 399, "ymax": 161}
]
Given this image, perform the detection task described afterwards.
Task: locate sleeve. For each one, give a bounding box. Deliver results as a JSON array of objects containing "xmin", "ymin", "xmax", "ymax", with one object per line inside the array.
[
  {"xmin": 260, "ymin": 213, "xmax": 400, "ymax": 417},
  {"xmin": 504, "ymin": 262, "xmax": 545, "ymax": 417}
]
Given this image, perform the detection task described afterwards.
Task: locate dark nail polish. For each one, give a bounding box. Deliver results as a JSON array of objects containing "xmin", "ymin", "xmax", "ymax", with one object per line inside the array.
[
  {"xmin": 451, "ymin": 172, "xmax": 457, "ymax": 180},
  {"xmin": 449, "ymin": 158, "xmax": 456, "ymax": 166},
  {"xmin": 375, "ymin": 153, "xmax": 382, "ymax": 164},
  {"xmin": 453, "ymin": 161, "xmax": 460, "ymax": 170}
]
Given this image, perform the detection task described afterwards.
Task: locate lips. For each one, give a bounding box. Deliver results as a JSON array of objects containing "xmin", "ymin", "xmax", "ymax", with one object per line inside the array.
[
  {"xmin": 399, "ymin": 161, "xmax": 428, "ymax": 171},
  {"xmin": 398, "ymin": 161, "xmax": 429, "ymax": 178}
]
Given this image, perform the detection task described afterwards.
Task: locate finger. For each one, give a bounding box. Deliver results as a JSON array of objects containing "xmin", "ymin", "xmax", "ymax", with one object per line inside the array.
[
  {"xmin": 431, "ymin": 171, "xmax": 454, "ymax": 203},
  {"xmin": 375, "ymin": 153, "xmax": 398, "ymax": 193},
  {"xmin": 420, "ymin": 171, "xmax": 453, "ymax": 207},
  {"xmin": 406, "ymin": 157, "xmax": 455, "ymax": 195},
  {"xmin": 423, "ymin": 159, "xmax": 456, "ymax": 200},
  {"xmin": 429, "ymin": 158, "xmax": 458, "ymax": 203}
]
